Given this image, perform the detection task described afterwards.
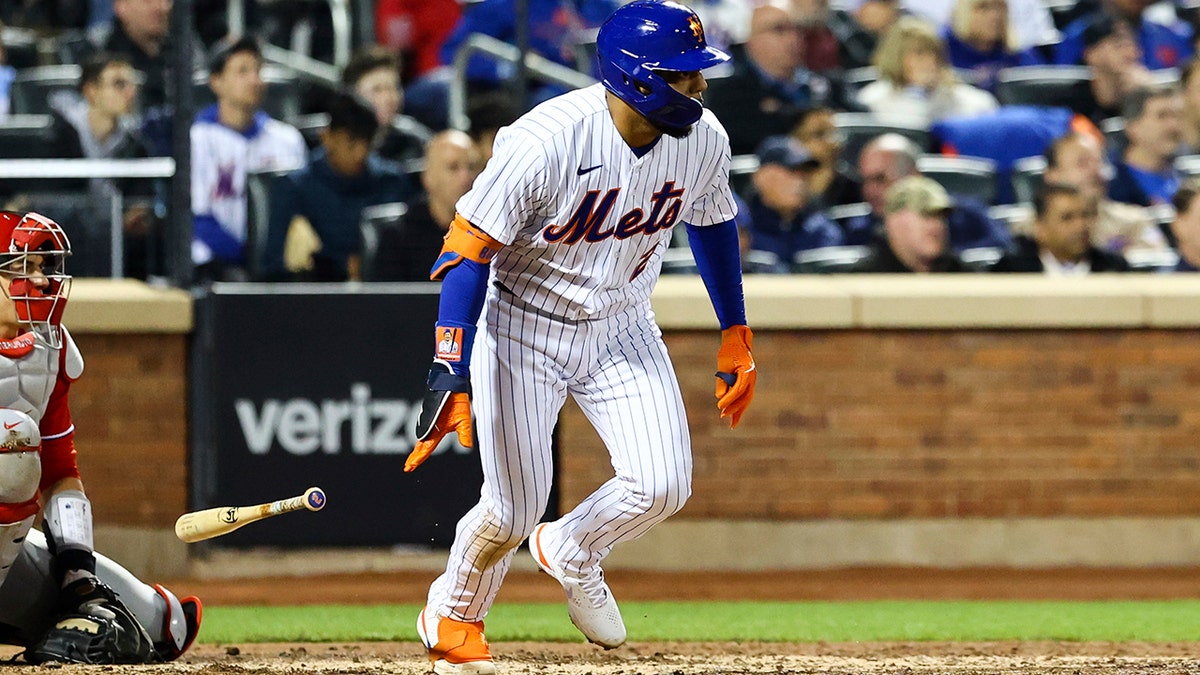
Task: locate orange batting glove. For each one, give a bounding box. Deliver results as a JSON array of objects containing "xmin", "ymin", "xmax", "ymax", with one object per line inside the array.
[
  {"xmin": 406, "ymin": 361, "xmax": 474, "ymax": 472},
  {"xmin": 714, "ymin": 324, "xmax": 756, "ymax": 429}
]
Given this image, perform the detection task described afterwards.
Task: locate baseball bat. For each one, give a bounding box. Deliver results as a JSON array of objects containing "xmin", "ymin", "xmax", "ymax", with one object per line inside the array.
[{"xmin": 174, "ymin": 487, "xmax": 326, "ymax": 543}]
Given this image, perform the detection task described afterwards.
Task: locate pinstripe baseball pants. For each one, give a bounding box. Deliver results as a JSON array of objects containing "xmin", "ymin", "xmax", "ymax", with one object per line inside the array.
[{"xmin": 425, "ymin": 292, "xmax": 692, "ymax": 622}]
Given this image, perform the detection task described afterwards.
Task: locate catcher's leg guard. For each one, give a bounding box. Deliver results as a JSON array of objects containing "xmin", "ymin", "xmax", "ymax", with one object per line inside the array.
[
  {"xmin": 25, "ymin": 576, "xmax": 157, "ymax": 664},
  {"xmin": 152, "ymin": 584, "xmax": 202, "ymax": 660}
]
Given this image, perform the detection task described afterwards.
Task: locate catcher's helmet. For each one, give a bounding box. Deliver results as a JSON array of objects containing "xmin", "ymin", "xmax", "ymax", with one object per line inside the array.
[
  {"xmin": 596, "ymin": 0, "xmax": 729, "ymax": 130},
  {"xmin": 0, "ymin": 211, "xmax": 71, "ymax": 348}
]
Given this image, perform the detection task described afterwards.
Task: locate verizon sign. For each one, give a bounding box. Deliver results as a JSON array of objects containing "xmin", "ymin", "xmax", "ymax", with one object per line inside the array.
[{"xmin": 190, "ymin": 286, "xmax": 486, "ymax": 547}]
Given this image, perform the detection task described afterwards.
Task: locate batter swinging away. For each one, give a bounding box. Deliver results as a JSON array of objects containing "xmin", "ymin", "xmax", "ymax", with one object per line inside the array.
[{"xmin": 406, "ymin": 2, "xmax": 757, "ymax": 673}]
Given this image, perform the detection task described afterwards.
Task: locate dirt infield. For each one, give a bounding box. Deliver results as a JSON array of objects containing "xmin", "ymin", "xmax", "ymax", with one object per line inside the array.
[
  {"xmin": 4, "ymin": 641, "xmax": 1200, "ymax": 674},
  {"xmin": 5, "ymin": 568, "xmax": 1200, "ymax": 674}
]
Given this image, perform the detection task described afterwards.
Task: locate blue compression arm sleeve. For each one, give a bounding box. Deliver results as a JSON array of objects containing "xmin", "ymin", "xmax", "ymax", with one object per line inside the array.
[
  {"xmin": 435, "ymin": 259, "xmax": 490, "ymax": 379},
  {"xmin": 686, "ymin": 220, "xmax": 746, "ymax": 329}
]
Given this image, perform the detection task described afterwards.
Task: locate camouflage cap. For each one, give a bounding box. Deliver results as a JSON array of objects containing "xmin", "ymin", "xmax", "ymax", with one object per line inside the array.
[{"xmin": 884, "ymin": 175, "xmax": 953, "ymax": 216}]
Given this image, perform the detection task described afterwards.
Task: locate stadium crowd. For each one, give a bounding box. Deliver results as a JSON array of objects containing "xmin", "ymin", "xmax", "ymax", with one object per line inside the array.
[{"xmin": 1, "ymin": 0, "xmax": 1200, "ymax": 281}]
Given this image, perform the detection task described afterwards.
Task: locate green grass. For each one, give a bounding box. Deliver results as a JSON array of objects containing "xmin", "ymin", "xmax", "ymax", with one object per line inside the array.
[{"xmin": 197, "ymin": 601, "xmax": 1200, "ymax": 644}]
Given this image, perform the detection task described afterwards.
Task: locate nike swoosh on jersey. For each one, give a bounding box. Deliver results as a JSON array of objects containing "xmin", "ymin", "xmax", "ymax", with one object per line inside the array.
[{"xmin": 576, "ymin": 164, "xmax": 603, "ymax": 176}]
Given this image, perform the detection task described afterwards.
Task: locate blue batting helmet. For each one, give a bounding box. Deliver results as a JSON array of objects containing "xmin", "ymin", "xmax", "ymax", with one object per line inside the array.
[{"xmin": 596, "ymin": 0, "xmax": 729, "ymax": 130}]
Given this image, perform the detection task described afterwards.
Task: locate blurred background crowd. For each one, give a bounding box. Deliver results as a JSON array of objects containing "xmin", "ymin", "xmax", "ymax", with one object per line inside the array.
[{"xmin": 2, "ymin": 0, "xmax": 1200, "ymax": 283}]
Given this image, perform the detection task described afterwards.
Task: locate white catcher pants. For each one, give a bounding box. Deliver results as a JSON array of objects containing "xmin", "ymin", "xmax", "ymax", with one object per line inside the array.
[{"xmin": 425, "ymin": 291, "xmax": 692, "ymax": 622}]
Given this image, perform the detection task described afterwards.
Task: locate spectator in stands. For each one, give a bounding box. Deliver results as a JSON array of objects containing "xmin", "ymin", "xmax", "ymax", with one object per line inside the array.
[
  {"xmin": 825, "ymin": 0, "xmax": 897, "ymax": 71},
  {"xmin": 839, "ymin": 0, "xmax": 1058, "ymax": 51},
  {"xmin": 465, "ymin": 89, "xmax": 522, "ymax": 165},
  {"xmin": 856, "ymin": 16, "xmax": 998, "ymax": 127},
  {"xmin": 1179, "ymin": 58, "xmax": 1200, "ymax": 155},
  {"xmin": 1055, "ymin": 1, "xmax": 1193, "ymax": 70},
  {"xmin": 943, "ymin": 0, "xmax": 1043, "ymax": 94},
  {"xmin": 375, "ymin": 0, "xmax": 461, "ymax": 83},
  {"xmin": 262, "ymin": 92, "xmax": 412, "ymax": 282},
  {"xmin": 1041, "ymin": 130, "xmax": 1168, "ymax": 255},
  {"xmin": 791, "ymin": 0, "xmax": 841, "ymax": 72},
  {"xmin": 790, "ymin": 106, "xmax": 860, "ymax": 208},
  {"xmin": 191, "ymin": 36, "xmax": 306, "ymax": 283},
  {"xmin": 1109, "ymin": 84, "xmax": 1184, "ymax": 207},
  {"xmin": 83, "ymin": 0, "xmax": 203, "ymax": 115},
  {"xmin": 849, "ymin": 175, "xmax": 966, "ymax": 273},
  {"xmin": 439, "ymin": 0, "xmax": 619, "ymax": 108},
  {"xmin": 677, "ymin": 0, "xmax": 752, "ymax": 52},
  {"xmin": 705, "ymin": 0, "xmax": 845, "ymax": 156},
  {"xmin": 1169, "ymin": 179, "xmax": 1200, "ymax": 271},
  {"xmin": 994, "ymin": 182, "xmax": 1130, "ymax": 273},
  {"xmin": 366, "ymin": 129, "xmax": 481, "ymax": 281},
  {"xmin": 1066, "ymin": 14, "xmax": 1151, "ymax": 125},
  {"xmin": 742, "ymin": 135, "xmax": 844, "ymax": 267},
  {"xmin": 46, "ymin": 52, "xmax": 157, "ymax": 278},
  {"xmin": 341, "ymin": 45, "xmax": 432, "ymax": 167},
  {"xmin": 846, "ymin": 133, "xmax": 1010, "ymax": 251}
]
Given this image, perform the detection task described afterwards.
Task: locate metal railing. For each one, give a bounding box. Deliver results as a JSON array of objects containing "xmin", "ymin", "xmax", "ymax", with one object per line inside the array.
[
  {"xmin": 0, "ymin": 158, "xmax": 176, "ymax": 279},
  {"xmin": 228, "ymin": 0, "xmax": 352, "ymax": 71},
  {"xmin": 447, "ymin": 34, "xmax": 597, "ymax": 131}
]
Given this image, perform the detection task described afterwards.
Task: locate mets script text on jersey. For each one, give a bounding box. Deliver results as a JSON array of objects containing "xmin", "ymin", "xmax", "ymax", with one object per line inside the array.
[{"xmin": 543, "ymin": 181, "xmax": 686, "ymax": 245}]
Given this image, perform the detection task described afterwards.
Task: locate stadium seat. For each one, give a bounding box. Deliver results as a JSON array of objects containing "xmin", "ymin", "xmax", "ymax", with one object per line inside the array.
[
  {"xmin": 917, "ymin": 155, "xmax": 999, "ymax": 204},
  {"xmin": 833, "ymin": 112, "xmax": 931, "ymax": 169},
  {"xmin": 10, "ymin": 65, "xmax": 82, "ymax": 115},
  {"xmin": 825, "ymin": 202, "xmax": 873, "ymax": 229},
  {"xmin": 243, "ymin": 168, "xmax": 293, "ymax": 279},
  {"xmin": 1176, "ymin": 155, "xmax": 1200, "ymax": 177},
  {"xmin": 841, "ymin": 66, "xmax": 878, "ymax": 100},
  {"xmin": 1, "ymin": 25, "xmax": 41, "ymax": 69},
  {"xmin": 1125, "ymin": 248, "xmax": 1179, "ymax": 272},
  {"xmin": 358, "ymin": 202, "xmax": 411, "ymax": 281},
  {"xmin": 959, "ymin": 246, "xmax": 1005, "ymax": 272},
  {"xmin": 660, "ymin": 247, "xmax": 698, "ymax": 275},
  {"xmin": 729, "ymin": 154, "xmax": 758, "ymax": 201},
  {"xmin": 1147, "ymin": 203, "xmax": 1177, "ymax": 249},
  {"xmin": 0, "ymin": 114, "xmax": 55, "ymax": 158},
  {"xmin": 293, "ymin": 113, "xmax": 329, "ymax": 150},
  {"xmin": 1100, "ymin": 117, "xmax": 1126, "ymax": 154},
  {"xmin": 1010, "ymin": 155, "xmax": 1046, "ymax": 204},
  {"xmin": 994, "ymin": 65, "xmax": 1090, "ymax": 107},
  {"xmin": 792, "ymin": 245, "xmax": 871, "ymax": 273},
  {"xmin": 987, "ymin": 203, "xmax": 1034, "ymax": 236}
]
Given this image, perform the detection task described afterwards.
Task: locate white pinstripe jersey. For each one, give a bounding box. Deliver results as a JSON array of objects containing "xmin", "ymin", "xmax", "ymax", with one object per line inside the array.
[{"xmin": 456, "ymin": 83, "xmax": 737, "ymax": 320}]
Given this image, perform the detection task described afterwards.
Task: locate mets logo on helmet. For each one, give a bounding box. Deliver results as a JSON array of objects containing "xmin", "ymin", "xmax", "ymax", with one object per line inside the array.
[{"xmin": 689, "ymin": 15, "xmax": 703, "ymax": 41}]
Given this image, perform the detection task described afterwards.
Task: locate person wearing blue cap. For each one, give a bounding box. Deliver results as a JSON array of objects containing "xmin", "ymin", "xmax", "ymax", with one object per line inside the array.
[{"xmin": 742, "ymin": 135, "xmax": 844, "ymax": 269}]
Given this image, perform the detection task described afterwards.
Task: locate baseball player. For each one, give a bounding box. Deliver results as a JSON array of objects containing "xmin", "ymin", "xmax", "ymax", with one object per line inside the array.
[
  {"xmin": 404, "ymin": 2, "xmax": 756, "ymax": 673},
  {"xmin": 0, "ymin": 211, "xmax": 201, "ymax": 664}
]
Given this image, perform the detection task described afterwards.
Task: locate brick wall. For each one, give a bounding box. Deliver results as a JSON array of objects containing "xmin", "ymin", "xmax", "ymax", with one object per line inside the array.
[
  {"xmin": 67, "ymin": 333, "xmax": 189, "ymax": 527},
  {"xmin": 558, "ymin": 329, "xmax": 1200, "ymax": 520},
  {"xmin": 66, "ymin": 327, "xmax": 1200, "ymax": 530}
]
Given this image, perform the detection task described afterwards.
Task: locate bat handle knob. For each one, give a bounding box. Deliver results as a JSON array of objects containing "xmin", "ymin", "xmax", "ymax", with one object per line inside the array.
[{"xmin": 303, "ymin": 487, "xmax": 327, "ymax": 511}]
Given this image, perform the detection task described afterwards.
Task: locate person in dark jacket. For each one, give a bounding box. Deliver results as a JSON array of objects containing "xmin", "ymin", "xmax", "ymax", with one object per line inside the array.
[
  {"xmin": 366, "ymin": 129, "xmax": 482, "ymax": 281},
  {"xmin": 43, "ymin": 52, "xmax": 156, "ymax": 277},
  {"xmin": 1108, "ymin": 83, "xmax": 1184, "ymax": 207},
  {"xmin": 850, "ymin": 175, "xmax": 967, "ymax": 273},
  {"xmin": 994, "ymin": 182, "xmax": 1131, "ymax": 273},
  {"xmin": 705, "ymin": 2, "xmax": 846, "ymax": 156},
  {"xmin": 261, "ymin": 91, "xmax": 413, "ymax": 281},
  {"xmin": 742, "ymin": 135, "xmax": 844, "ymax": 266}
]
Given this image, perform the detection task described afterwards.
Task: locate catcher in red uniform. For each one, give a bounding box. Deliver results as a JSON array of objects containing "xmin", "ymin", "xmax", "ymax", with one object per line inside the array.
[{"xmin": 0, "ymin": 211, "xmax": 200, "ymax": 664}]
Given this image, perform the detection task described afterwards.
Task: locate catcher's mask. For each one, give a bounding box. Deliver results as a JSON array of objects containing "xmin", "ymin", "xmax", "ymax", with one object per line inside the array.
[{"xmin": 0, "ymin": 211, "xmax": 72, "ymax": 349}]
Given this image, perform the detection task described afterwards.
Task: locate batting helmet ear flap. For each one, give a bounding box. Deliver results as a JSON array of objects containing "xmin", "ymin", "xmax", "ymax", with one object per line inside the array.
[{"xmin": 596, "ymin": 0, "xmax": 729, "ymax": 130}]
